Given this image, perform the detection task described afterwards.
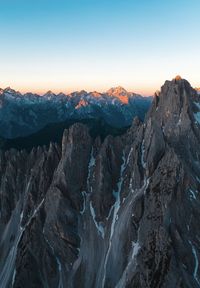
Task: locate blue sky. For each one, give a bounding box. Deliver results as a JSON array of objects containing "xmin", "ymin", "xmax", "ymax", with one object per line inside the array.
[{"xmin": 0, "ymin": 0, "xmax": 199, "ymax": 95}]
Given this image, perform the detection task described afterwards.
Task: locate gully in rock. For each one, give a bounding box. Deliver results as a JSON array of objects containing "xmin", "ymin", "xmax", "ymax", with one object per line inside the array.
[
  {"xmin": 101, "ymin": 152, "xmax": 126, "ymax": 288},
  {"xmin": 0, "ymin": 199, "xmax": 44, "ymax": 288}
]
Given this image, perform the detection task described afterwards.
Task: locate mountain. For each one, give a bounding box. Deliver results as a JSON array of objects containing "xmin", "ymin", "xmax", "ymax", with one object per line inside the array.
[
  {"xmin": 196, "ymin": 88, "xmax": 200, "ymax": 94},
  {"xmin": 0, "ymin": 118, "xmax": 129, "ymax": 151},
  {"xmin": 0, "ymin": 87, "xmax": 152, "ymax": 139},
  {"xmin": 1, "ymin": 77, "xmax": 200, "ymax": 287},
  {"xmin": 106, "ymin": 86, "xmax": 130, "ymax": 104}
]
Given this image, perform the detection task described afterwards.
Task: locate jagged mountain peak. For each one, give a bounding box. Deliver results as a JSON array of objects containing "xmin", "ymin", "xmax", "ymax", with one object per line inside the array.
[
  {"xmin": 57, "ymin": 92, "xmax": 67, "ymax": 97},
  {"xmin": 4, "ymin": 87, "xmax": 21, "ymax": 95},
  {"xmin": 43, "ymin": 90, "xmax": 56, "ymax": 97},
  {"xmin": 90, "ymin": 91, "xmax": 102, "ymax": 98},
  {"xmin": 4, "ymin": 86, "xmax": 15, "ymax": 93},
  {"xmin": 106, "ymin": 86, "xmax": 130, "ymax": 104},
  {"xmin": 153, "ymin": 78, "xmax": 196, "ymax": 117},
  {"xmin": 173, "ymin": 75, "xmax": 182, "ymax": 81},
  {"xmin": 144, "ymin": 77, "xmax": 200, "ymax": 172},
  {"xmin": 154, "ymin": 77, "xmax": 196, "ymax": 105},
  {"xmin": 70, "ymin": 90, "xmax": 88, "ymax": 97},
  {"xmin": 75, "ymin": 99, "xmax": 88, "ymax": 109},
  {"xmin": 106, "ymin": 86, "xmax": 128, "ymax": 96}
]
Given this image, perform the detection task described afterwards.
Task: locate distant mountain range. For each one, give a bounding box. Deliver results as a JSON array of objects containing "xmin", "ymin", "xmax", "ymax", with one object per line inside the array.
[
  {"xmin": 0, "ymin": 86, "xmax": 152, "ymax": 139},
  {"xmin": 0, "ymin": 118, "xmax": 129, "ymax": 151},
  {"xmin": 196, "ymin": 87, "xmax": 200, "ymax": 94}
]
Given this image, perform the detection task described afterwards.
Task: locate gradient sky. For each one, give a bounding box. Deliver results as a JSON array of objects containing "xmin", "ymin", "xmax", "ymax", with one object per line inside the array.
[{"xmin": 0, "ymin": 0, "xmax": 200, "ymax": 95}]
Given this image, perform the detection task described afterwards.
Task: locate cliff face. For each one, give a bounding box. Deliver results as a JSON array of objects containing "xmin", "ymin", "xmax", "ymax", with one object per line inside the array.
[{"xmin": 1, "ymin": 78, "xmax": 200, "ymax": 288}]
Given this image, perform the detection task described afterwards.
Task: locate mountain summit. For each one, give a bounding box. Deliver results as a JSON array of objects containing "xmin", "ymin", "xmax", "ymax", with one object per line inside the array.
[
  {"xmin": 106, "ymin": 86, "xmax": 129, "ymax": 96},
  {"xmin": 173, "ymin": 75, "xmax": 182, "ymax": 81},
  {"xmin": 107, "ymin": 86, "xmax": 130, "ymax": 104}
]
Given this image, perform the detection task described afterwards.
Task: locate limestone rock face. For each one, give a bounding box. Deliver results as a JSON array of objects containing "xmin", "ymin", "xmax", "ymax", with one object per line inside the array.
[{"xmin": 1, "ymin": 78, "xmax": 200, "ymax": 287}]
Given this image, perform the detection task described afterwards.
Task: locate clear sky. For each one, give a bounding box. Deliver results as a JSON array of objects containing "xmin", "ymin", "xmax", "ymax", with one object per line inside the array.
[{"xmin": 0, "ymin": 0, "xmax": 199, "ymax": 95}]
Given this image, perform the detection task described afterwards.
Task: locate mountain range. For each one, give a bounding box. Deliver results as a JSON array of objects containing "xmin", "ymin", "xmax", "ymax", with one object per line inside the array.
[
  {"xmin": 0, "ymin": 86, "xmax": 152, "ymax": 139},
  {"xmin": 1, "ymin": 77, "xmax": 200, "ymax": 287}
]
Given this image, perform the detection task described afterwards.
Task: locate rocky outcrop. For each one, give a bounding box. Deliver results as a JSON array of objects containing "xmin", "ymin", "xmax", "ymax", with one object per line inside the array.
[{"xmin": 1, "ymin": 77, "xmax": 200, "ymax": 287}]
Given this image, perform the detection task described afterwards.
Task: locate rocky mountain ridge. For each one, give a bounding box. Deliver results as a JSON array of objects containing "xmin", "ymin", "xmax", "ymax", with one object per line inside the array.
[
  {"xmin": 1, "ymin": 77, "xmax": 200, "ymax": 287},
  {"xmin": 0, "ymin": 86, "xmax": 152, "ymax": 139}
]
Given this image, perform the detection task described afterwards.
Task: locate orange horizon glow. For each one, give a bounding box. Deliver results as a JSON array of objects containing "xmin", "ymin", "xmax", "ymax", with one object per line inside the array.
[
  {"xmin": 0, "ymin": 79, "xmax": 199, "ymax": 97},
  {"xmin": 0, "ymin": 83, "xmax": 158, "ymax": 97}
]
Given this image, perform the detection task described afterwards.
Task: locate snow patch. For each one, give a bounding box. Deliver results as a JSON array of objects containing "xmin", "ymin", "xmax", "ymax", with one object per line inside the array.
[
  {"xmin": 141, "ymin": 140, "xmax": 146, "ymax": 169},
  {"xmin": 131, "ymin": 241, "xmax": 140, "ymax": 260},
  {"xmin": 115, "ymin": 241, "xmax": 140, "ymax": 288},
  {"xmin": 43, "ymin": 232, "xmax": 63, "ymax": 288},
  {"xmin": 87, "ymin": 148, "xmax": 105, "ymax": 238},
  {"xmin": 189, "ymin": 240, "xmax": 200, "ymax": 286},
  {"xmin": 80, "ymin": 191, "xmax": 87, "ymax": 214},
  {"xmin": 11, "ymin": 269, "xmax": 16, "ymax": 287},
  {"xmin": 87, "ymin": 148, "xmax": 96, "ymax": 190},
  {"xmin": 177, "ymin": 118, "xmax": 182, "ymax": 126},
  {"xmin": 189, "ymin": 189, "xmax": 197, "ymax": 200},
  {"xmin": 194, "ymin": 102, "xmax": 200, "ymax": 124},
  {"xmin": 126, "ymin": 147, "xmax": 133, "ymax": 166},
  {"xmin": 89, "ymin": 202, "xmax": 105, "ymax": 238}
]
